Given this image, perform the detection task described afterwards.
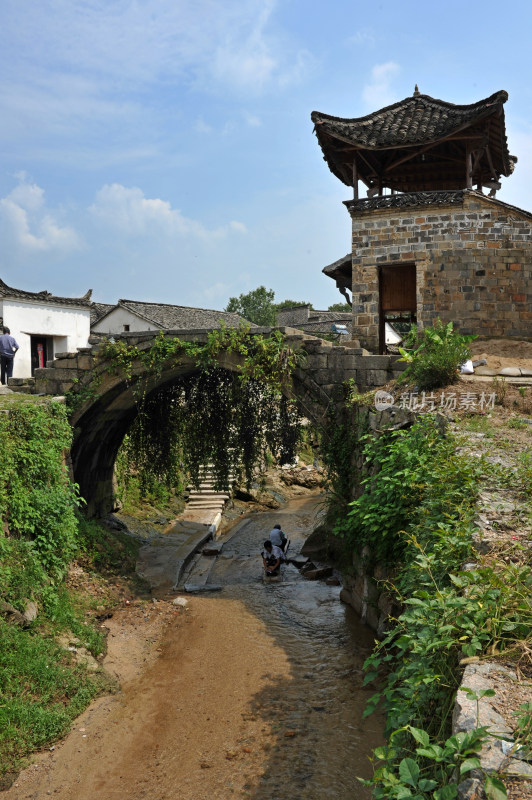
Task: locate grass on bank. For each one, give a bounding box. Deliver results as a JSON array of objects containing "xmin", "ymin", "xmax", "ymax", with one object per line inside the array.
[
  {"xmin": 327, "ymin": 406, "xmax": 532, "ymax": 799},
  {"xmin": 0, "ymin": 516, "xmax": 142, "ymax": 781}
]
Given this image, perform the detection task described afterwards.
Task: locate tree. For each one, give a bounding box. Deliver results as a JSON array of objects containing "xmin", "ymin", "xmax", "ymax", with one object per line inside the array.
[
  {"xmin": 328, "ymin": 302, "xmax": 351, "ymax": 312},
  {"xmin": 225, "ymin": 286, "xmax": 278, "ymax": 326},
  {"xmin": 275, "ymin": 299, "xmax": 313, "ymax": 311}
]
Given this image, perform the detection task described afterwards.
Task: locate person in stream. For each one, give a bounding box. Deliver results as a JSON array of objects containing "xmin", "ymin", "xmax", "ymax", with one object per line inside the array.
[
  {"xmin": 268, "ymin": 523, "xmax": 288, "ymax": 552},
  {"xmin": 261, "ymin": 540, "xmax": 285, "ymax": 576}
]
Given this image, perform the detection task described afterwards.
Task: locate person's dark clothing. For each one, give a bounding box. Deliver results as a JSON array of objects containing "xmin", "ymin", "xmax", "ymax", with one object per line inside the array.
[{"xmin": 0, "ymin": 333, "xmax": 19, "ymax": 385}]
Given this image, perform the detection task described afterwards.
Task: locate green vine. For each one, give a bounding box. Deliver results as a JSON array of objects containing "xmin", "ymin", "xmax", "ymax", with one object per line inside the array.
[
  {"xmin": 74, "ymin": 325, "xmax": 305, "ymax": 494},
  {"xmin": 0, "ymin": 402, "xmax": 80, "ymax": 584},
  {"xmin": 96, "ymin": 324, "xmax": 302, "ymax": 392}
]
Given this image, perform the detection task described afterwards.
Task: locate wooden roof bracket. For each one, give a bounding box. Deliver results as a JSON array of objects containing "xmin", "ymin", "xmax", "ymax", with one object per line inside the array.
[{"xmin": 337, "ymin": 282, "xmax": 352, "ymax": 305}]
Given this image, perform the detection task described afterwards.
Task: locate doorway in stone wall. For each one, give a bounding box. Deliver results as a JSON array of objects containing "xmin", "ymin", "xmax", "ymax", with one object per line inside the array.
[{"xmin": 378, "ymin": 264, "xmax": 417, "ymax": 354}]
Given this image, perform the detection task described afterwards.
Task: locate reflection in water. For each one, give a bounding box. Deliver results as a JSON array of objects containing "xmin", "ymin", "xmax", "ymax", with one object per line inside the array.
[{"xmin": 206, "ymin": 497, "xmax": 383, "ymax": 799}]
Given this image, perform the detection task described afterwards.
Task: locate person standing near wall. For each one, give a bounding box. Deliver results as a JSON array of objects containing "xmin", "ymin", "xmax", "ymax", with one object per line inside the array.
[{"xmin": 0, "ymin": 327, "xmax": 19, "ymax": 385}]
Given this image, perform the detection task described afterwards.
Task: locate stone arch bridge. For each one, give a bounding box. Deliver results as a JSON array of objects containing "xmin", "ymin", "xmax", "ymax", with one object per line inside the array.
[{"xmin": 29, "ymin": 327, "xmax": 402, "ymax": 517}]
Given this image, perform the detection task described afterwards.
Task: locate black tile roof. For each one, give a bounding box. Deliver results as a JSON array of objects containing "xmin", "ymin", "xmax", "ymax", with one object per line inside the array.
[
  {"xmin": 90, "ymin": 302, "xmax": 115, "ymax": 325},
  {"xmin": 95, "ymin": 299, "xmax": 255, "ymax": 330},
  {"xmin": 312, "ymin": 90, "xmax": 514, "ymax": 192},
  {"xmin": 322, "ymin": 254, "xmax": 352, "ymax": 288},
  {"xmin": 0, "ymin": 279, "xmax": 92, "ymax": 307},
  {"xmin": 312, "ymin": 91, "xmax": 508, "ymax": 149}
]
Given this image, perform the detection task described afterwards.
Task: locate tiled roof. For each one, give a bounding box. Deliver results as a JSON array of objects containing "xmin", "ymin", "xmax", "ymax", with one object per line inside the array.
[
  {"xmin": 322, "ymin": 254, "xmax": 352, "ymax": 288},
  {"xmin": 285, "ymin": 319, "xmax": 352, "ymax": 334},
  {"xmin": 90, "ymin": 302, "xmax": 115, "ymax": 325},
  {"xmin": 312, "ymin": 91, "xmax": 509, "ymax": 149},
  {"xmin": 308, "ymin": 310, "xmax": 351, "ymax": 322},
  {"xmin": 0, "ymin": 279, "xmax": 92, "ymax": 307},
  {"xmin": 312, "ymin": 90, "xmax": 514, "ymax": 191},
  {"xmin": 98, "ymin": 299, "xmax": 255, "ymax": 330}
]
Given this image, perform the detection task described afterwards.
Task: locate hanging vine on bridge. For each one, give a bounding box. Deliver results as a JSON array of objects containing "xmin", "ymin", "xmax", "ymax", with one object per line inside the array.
[{"xmin": 92, "ymin": 325, "xmax": 305, "ymax": 495}]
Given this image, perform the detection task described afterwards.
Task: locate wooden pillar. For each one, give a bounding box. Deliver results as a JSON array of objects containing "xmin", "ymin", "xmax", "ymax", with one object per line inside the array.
[
  {"xmin": 352, "ymin": 157, "xmax": 359, "ymax": 200},
  {"xmin": 466, "ymin": 146, "xmax": 473, "ymax": 189}
]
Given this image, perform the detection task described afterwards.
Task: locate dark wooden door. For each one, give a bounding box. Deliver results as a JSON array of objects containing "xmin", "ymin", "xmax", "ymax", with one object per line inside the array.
[{"xmin": 378, "ymin": 264, "xmax": 416, "ymax": 353}]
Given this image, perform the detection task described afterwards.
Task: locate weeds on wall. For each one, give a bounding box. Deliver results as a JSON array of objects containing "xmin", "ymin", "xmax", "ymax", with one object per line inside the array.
[
  {"xmin": 335, "ymin": 415, "xmax": 477, "ymax": 567},
  {"xmin": 344, "ymin": 415, "xmax": 532, "ymax": 799}
]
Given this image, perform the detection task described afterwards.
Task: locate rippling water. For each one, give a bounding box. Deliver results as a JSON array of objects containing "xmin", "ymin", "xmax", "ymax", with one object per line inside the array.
[{"xmin": 207, "ymin": 496, "xmax": 384, "ymax": 800}]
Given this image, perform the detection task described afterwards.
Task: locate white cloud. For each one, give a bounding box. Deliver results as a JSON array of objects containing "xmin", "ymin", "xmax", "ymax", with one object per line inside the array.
[
  {"xmin": 195, "ymin": 117, "xmax": 213, "ymax": 134},
  {"xmin": 230, "ymin": 220, "xmax": 248, "ymax": 234},
  {"xmin": 0, "ymin": 0, "xmax": 310, "ymax": 96},
  {"xmin": 348, "ymin": 29, "xmax": 376, "ymax": 48},
  {"xmin": 0, "ymin": 0, "xmax": 314, "ymax": 163},
  {"xmin": 7, "ymin": 182, "xmax": 45, "ymax": 213},
  {"xmin": 89, "ymin": 183, "xmax": 246, "ymax": 240},
  {"xmin": 243, "ymin": 112, "xmax": 262, "ymax": 127},
  {"xmin": 0, "ymin": 181, "xmax": 81, "ymax": 254},
  {"xmin": 201, "ymin": 281, "xmax": 232, "ymax": 306},
  {"xmin": 362, "ymin": 62, "xmax": 401, "ymax": 109}
]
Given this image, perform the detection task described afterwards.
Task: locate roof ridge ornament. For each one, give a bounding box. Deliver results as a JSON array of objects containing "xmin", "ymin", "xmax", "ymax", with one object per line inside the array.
[{"xmin": 413, "ymin": 84, "xmax": 420, "ymax": 96}]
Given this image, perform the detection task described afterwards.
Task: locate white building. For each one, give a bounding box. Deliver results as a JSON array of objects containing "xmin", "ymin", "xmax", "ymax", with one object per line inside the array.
[
  {"xmin": 91, "ymin": 299, "xmax": 249, "ymax": 334},
  {"xmin": 0, "ymin": 279, "xmax": 92, "ymax": 379}
]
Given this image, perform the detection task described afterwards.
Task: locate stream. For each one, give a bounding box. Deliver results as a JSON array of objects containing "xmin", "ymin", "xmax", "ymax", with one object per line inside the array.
[
  {"xmin": 4, "ymin": 493, "xmax": 384, "ymax": 800},
  {"xmin": 181, "ymin": 494, "xmax": 384, "ymax": 799}
]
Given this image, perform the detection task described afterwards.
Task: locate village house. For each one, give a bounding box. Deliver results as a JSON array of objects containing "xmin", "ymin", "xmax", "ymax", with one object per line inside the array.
[
  {"xmin": 90, "ymin": 298, "xmax": 252, "ymax": 334},
  {"xmin": 0, "ymin": 279, "xmax": 91, "ymax": 379},
  {"xmin": 276, "ymin": 304, "xmax": 352, "ymax": 338},
  {"xmin": 312, "ymin": 88, "xmax": 532, "ymax": 353}
]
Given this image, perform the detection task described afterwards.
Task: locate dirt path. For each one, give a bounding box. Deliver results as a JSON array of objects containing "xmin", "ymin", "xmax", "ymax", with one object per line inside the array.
[
  {"xmin": 5, "ymin": 595, "xmax": 294, "ymax": 800},
  {"xmin": 5, "ymin": 496, "xmax": 381, "ymax": 800}
]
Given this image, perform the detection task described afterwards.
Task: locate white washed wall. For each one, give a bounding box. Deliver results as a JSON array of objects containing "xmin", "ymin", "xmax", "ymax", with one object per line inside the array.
[
  {"xmin": 1, "ymin": 299, "xmax": 90, "ymax": 378},
  {"xmin": 92, "ymin": 307, "xmax": 160, "ymax": 334}
]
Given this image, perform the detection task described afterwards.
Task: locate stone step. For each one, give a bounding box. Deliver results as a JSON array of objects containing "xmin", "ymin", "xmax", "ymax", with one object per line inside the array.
[
  {"xmin": 187, "ymin": 480, "xmax": 235, "ymax": 489},
  {"xmin": 187, "ymin": 489, "xmax": 232, "ymax": 496},
  {"xmin": 187, "ymin": 494, "xmax": 229, "ymax": 503},
  {"xmin": 187, "ymin": 502, "xmax": 226, "ymax": 509}
]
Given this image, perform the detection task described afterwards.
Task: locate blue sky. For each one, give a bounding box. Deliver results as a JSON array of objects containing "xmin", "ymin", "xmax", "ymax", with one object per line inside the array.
[{"xmin": 1, "ymin": 0, "xmax": 531, "ymax": 310}]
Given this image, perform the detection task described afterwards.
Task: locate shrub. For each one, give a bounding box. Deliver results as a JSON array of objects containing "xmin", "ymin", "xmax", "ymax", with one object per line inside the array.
[
  {"xmin": 335, "ymin": 415, "xmax": 478, "ymax": 566},
  {"xmin": 0, "ymin": 402, "xmax": 80, "ymax": 577},
  {"xmin": 399, "ymin": 320, "xmax": 475, "ymax": 391}
]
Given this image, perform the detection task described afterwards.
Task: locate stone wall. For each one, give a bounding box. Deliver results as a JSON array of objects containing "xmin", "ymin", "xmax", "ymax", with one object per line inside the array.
[
  {"xmin": 27, "ymin": 328, "xmax": 406, "ymax": 401},
  {"xmin": 347, "ymin": 190, "xmax": 532, "ymax": 352},
  {"xmin": 13, "ymin": 329, "xmax": 407, "ymax": 517},
  {"xmin": 336, "ymin": 404, "xmax": 419, "ymax": 637}
]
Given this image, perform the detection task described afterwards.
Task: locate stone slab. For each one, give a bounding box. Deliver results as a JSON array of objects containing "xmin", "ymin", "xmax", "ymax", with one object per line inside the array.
[
  {"xmin": 453, "ymin": 662, "xmax": 515, "ymax": 775},
  {"xmin": 184, "ymin": 584, "xmax": 223, "ymax": 593},
  {"xmin": 461, "ymin": 375, "xmax": 532, "ymax": 385},
  {"xmin": 135, "ymin": 520, "xmax": 214, "ymax": 591}
]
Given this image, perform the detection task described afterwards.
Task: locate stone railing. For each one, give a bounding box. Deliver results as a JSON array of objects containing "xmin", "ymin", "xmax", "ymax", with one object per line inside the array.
[{"xmin": 344, "ymin": 189, "xmax": 465, "ymax": 214}]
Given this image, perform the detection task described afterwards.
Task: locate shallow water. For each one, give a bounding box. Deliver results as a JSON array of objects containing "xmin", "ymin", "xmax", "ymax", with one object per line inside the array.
[{"xmin": 204, "ymin": 496, "xmax": 383, "ymax": 799}]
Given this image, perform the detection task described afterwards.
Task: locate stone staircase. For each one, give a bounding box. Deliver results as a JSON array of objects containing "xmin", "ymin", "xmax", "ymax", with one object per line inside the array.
[{"xmin": 180, "ymin": 466, "xmax": 236, "ymax": 536}]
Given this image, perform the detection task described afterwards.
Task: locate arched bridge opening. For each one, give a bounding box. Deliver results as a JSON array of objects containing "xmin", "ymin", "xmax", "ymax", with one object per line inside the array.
[{"xmin": 32, "ymin": 328, "xmax": 400, "ymax": 517}]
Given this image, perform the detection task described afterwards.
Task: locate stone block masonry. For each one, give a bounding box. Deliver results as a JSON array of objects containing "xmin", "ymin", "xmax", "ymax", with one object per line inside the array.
[
  {"xmin": 25, "ymin": 329, "xmax": 404, "ymax": 410},
  {"xmin": 346, "ymin": 191, "xmax": 532, "ymax": 352}
]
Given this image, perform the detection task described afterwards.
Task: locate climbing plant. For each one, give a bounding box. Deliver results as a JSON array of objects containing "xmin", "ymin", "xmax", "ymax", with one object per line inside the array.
[
  {"xmin": 318, "ymin": 383, "xmax": 375, "ymax": 527},
  {"xmin": 91, "ymin": 325, "xmax": 304, "ymax": 494},
  {"xmin": 0, "ymin": 402, "xmax": 80, "ymax": 580}
]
